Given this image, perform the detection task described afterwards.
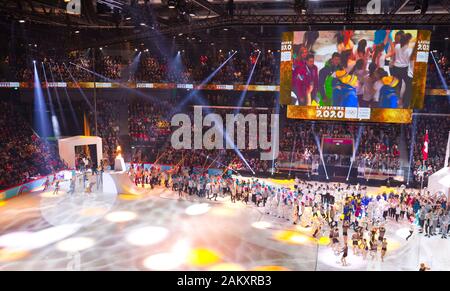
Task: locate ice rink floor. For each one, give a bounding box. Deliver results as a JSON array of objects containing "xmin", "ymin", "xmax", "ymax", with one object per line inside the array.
[{"xmin": 0, "ymin": 176, "xmax": 449, "ymax": 271}]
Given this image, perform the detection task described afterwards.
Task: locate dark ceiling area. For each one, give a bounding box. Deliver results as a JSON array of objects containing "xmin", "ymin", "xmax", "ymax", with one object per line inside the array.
[{"xmin": 0, "ymin": 0, "xmax": 449, "ymax": 53}]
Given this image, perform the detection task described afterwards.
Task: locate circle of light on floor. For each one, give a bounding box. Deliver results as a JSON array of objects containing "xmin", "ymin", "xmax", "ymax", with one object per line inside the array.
[
  {"xmin": 79, "ymin": 207, "xmax": 108, "ymax": 217},
  {"xmin": 252, "ymin": 221, "xmax": 272, "ymax": 229},
  {"xmin": 208, "ymin": 263, "xmax": 245, "ymax": 271},
  {"xmin": 56, "ymin": 237, "xmax": 95, "ymax": 252},
  {"xmin": 105, "ymin": 211, "xmax": 137, "ymax": 222},
  {"xmin": 119, "ymin": 194, "xmax": 142, "ymax": 201},
  {"xmin": 143, "ymin": 253, "xmax": 183, "ymax": 270},
  {"xmin": 126, "ymin": 226, "xmax": 169, "ymax": 246},
  {"xmin": 318, "ymin": 236, "xmax": 331, "ymax": 245},
  {"xmin": 274, "ymin": 230, "xmax": 312, "ymax": 245},
  {"xmin": 0, "ymin": 248, "xmax": 29, "ymax": 262},
  {"xmin": 185, "ymin": 203, "xmax": 211, "ymax": 216},
  {"xmin": 251, "ymin": 265, "xmax": 290, "ymax": 271},
  {"xmin": 186, "ymin": 248, "xmax": 221, "ymax": 267}
]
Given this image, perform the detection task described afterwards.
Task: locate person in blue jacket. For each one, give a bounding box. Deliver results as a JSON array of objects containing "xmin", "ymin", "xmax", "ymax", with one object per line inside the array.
[
  {"xmin": 334, "ymin": 69, "xmax": 359, "ymax": 107},
  {"xmin": 379, "ymin": 76, "xmax": 400, "ymax": 108}
]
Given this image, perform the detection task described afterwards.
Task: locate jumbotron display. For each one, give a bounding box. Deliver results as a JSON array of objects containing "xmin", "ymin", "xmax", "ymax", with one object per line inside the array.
[{"xmin": 280, "ymin": 30, "xmax": 432, "ymax": 123}]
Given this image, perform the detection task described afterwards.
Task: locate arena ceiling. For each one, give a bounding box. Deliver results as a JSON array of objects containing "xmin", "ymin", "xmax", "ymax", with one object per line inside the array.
[{"xmin": 0, "ymin": 0, "xmax": 449, "ymax": 52}]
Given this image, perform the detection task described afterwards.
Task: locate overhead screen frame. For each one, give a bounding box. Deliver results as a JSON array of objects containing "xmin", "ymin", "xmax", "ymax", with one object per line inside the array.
[{"xmin": 280, "ymin": 29, "xmax": 432, "ymax": 124}]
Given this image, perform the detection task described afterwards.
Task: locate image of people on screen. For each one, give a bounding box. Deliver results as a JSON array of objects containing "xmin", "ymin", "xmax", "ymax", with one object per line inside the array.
[{"xmin": 290, "ymin": 30, "xmax": 416, "ymax": 109}]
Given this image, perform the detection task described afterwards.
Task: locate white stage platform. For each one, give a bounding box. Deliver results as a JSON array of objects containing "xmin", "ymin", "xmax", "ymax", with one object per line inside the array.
[{"xmin": 104, "ymin": 171, "xmax": 145, "ymax": 195}]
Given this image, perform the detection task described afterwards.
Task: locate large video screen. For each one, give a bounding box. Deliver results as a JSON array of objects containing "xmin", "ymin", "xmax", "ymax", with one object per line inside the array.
[{"xmin": 280, "ymin": 30, "xmax": 432, "ymax": 123}]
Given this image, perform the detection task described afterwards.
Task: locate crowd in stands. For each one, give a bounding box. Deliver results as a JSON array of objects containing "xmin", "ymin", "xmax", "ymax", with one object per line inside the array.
[
  {"xmin": 0, "ymin": 100, "xmax": 66, "ymax": 190},
  {"xmin": 2, "ymin": 48, "xmax": 449, "ymax": 90},
  {"xmin": 279, "ymin": 120, "xmax": 402, "ymax": 171},
  {"xmin": 88, "ymin": 98, "xmax": 122, "ymax": 166},
  {"xmin": 1, "ymin": 49, "xmax": 279, "ymax": 84},
  {"xmin": 427, "ymin": 54, "xmax": 450, "ymax": 89},
  {"xmin": 407, "ymin": 115, "xmax": 450, "ymax": 184}
]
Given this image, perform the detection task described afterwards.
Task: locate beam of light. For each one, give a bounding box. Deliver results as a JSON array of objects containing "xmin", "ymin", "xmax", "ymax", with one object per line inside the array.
[
  {"xmin": 56, "ymin": 63, "xmax": 81, "ymax": 132},
  {"xmin": 346, "ymin": 125, "xmax": 364, "ymax": 181},
  {"xmin": 312, "ymin": 124, "xmax": 329, "ymax": 180},
  {"xmin": 46, "ymin": 62, "xmax": 68, "ymax": 131},
  {"xmin": 167, "ymin": 51, "xmax": 183, "ymax": 83},
  {"xmin": 73, "ymin": 52, "xmax": 250, "ymax": 172},
  {"xmin": 63, "ymin": 62, "xmax": 94, "ymax": 111},
  {"xmin": 33, "ymin": 61, "xmax": 52, "ymax": 138},
  {"xmin": 125, "ymin": 51, "xmax": 141, "ymax": 82},
  {"xmin": 41, "ymin": 62, "xmax": 61, "ymax": 138},
  {"xmin": 199, "ymin": 152, "xmax": 240, "ymax": 175},
  {"xmin": 430, "ymin": 51, "xmax": 449, "ymax": 98},
  {"xmin": 235, "ymin": 51, "xmax": 261, "ymax": 113},
  {"xmin": 68, "ymin": 62, "xmax": 161, "ymax": 105},
  {"xmin": 169, "ymin": 51, "xmax": 237, "ymax": 116},
  {"xmin": 407, "ymin": 115, "xmax": 418, "ymax": 185},
  {"xmin": 271, "ymin": 92, "xmax": 280, "ymax": 175}
]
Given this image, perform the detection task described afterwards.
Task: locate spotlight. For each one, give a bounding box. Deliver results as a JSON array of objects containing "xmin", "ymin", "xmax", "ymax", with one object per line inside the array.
[
  {"xmin": 74, "ymin": 30, "xmax": 80, "ymax": 34},
  {"xmin": 223, "ymin": 28, "xmax": 229, "ymax": 31},
  {"xmin": 135, "ymin": 48, "xmax": 138, "ymax": 52},
  {"xmin": 140, "ymin": 22, "xmax": 147, "ymax": 26},
  {"xmin": 33, "ymin": 60, "xmax": 36, "ymax": 64},
  {"xmin": 241, "ymin": 36, "xmax": 246, "ymax": 40},
  {"xmin": 99, "ymin": 47, "xmax": 103, "ymax": 50},
  {"xmin": 189, "ymin": 12, "xmax": 196, "ymax": 17},
  {"xmin": 178, "ymin": 33, "xmax": 183, "ymax": 36},
  {"xmin": 168, "ymin": 0, "xmax": 177, "ymax": 9},
  {"xmin": 19, "ymin": 19, "xmax": 25, "ymax": 23},
  {"xmin": 125, "ymin": 17, "xmax": 132, "ymax": 20},
  {"xmin": 445, "ymin": 37, "xmax": 449, "ymax": 40},
  {"xmin": 414, "ymin": 0, "xmax": 429, "ymax": 14}
]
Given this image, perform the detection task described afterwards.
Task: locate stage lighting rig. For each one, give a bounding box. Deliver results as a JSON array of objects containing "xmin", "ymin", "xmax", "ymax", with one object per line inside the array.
[
  {"xmin": 294, "ymin": 0, "xmax": 307, "ymax": 14},
  {"xmin": 414, "ymin": 0, "xmax": 429, "ymax": 14},
  {"xmin": 168, "ymin": 0, "xmax": 177, "ymax": 9}
]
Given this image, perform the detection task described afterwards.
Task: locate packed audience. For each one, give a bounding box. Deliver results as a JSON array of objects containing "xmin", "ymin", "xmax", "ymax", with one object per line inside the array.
[
  {"xmin": 0, "ymin": 100, "xmax": 66, "ymax": 190},
  {"xmin": 407, "ymin": 115, "xmax": 450, "ymax": 184},
  {"xmin": 427, "ymin": 54, "xmax": 450, "ymax": 89},
  {"xmin": 90, "ymin": 98, "xmax": 122, "ymax": 166},
  {"xmin": 2, "ymin": 49, "xmax": 279, "ymax": 84}
]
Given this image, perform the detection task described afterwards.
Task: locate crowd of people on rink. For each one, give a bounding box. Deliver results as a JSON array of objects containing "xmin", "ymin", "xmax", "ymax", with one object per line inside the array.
[{"xmin": 125, "ymin": 163, "xmax": 449, "ymax": 266}]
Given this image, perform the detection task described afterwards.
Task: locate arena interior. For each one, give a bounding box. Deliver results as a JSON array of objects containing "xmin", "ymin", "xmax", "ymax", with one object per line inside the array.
[{"xmin": 0, "ymin": 0, "xmax": 449, "ymax": 271}]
